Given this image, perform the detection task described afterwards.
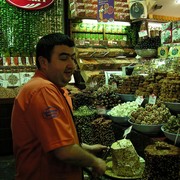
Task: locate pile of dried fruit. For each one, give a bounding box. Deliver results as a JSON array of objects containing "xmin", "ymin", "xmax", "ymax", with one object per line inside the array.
[
  {"xmin": 163, "ymin": 115, "xmax": 180, "ymax": 134},
  {"xmin": 130, "ymin": 102, "xmax": 171, "ymax": 125},
  {"xmin": 92, "ymin": 85, "xmax": 121, "ymax": 110}
]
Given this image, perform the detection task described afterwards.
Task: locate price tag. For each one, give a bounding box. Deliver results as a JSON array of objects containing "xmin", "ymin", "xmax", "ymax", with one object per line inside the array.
[
  {"xmin": 10, "ymin": 57, "xmax": 15, "ymax": 66},
  {"xmin": 108, "ymin": 40, "xmax": 113, "ymax": 46},
  {"xmin": 3, "ymin": 57, "xmax": 8, "ymax": 66},
  {"xmin": 123, "ymin": 36, "xmax": 127, "ymax": 41},
  {"xmin": 135, "ymin": 96, "xmax": 144, "ymax": 105},
  {"xmin": 138, "ymin": 30, "xmax": 148, "ymax": 37},
  {"xmin": 0, "ymin": 80, "xmax": 3, "ymax": 87},
  {"xmin": 89, "ymin": 81, "xmax": 97, "ymax": 88},
  {"xmin": 18, "ymin": 57, "xmax": 23, "ymax": 66},
  {"xmin": 84, "ymin": 40, "xmax": 90, "ymax": 46},
  {"xmin": 26, "ymin": 57, "xmax": 30, "ymax": 66},
  {"xmin": 112, "ymin": 82, "xmax": 117, "ymax": 89},
  {"xmin": 96, "ymin": 106, "xmax": 106, "ymax": 115},
  {"xmin": 33, "ymin": 57, "xmax": 36, "ymax": 65},
  {"xmin": 174, "ymin": 128, "xmax": 180, "ymax": 146},
  {"xmin": 148, "ymin": 94, "xmax": 157, "ymax": 104},
  {"xmin": 123, "ymin": 125, "xmax": 132, "ymax": 139},
  {"xmin": 2, "ymin": 80, "xmax": 8, "ymax": 88},
  {"xmin": 79, "ymin": 40, "xmax": 85, "ymax": 46},
  {"xmin": 21, "ymin": 73, "xmax": 31, "ymax": 84}
]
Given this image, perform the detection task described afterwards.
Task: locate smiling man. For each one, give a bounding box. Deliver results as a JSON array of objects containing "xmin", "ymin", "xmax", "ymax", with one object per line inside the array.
[{"xmin": 11, "ymin": 33, "xmax": 107, "ymax": 180}]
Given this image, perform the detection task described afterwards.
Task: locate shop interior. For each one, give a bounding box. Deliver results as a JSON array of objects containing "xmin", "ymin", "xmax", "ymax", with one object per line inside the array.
[{"xmin": 0, "ymin": 0, "xmax": 180, "ymax": 179}]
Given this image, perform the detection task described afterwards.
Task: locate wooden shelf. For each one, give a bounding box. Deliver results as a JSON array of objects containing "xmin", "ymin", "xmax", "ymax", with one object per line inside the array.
[{"xmin": 131, "ymin": 18, "xmax": 167, "ymax": 24}]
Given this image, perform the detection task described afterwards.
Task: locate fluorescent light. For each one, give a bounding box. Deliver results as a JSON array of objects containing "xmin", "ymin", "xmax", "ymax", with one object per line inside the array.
[
  {"xmin": 82, "ymin": 19, "xmax": 131, "ymax": 26},
  {"xmin": 175, "ymin": 0, "xmax": 180, "ymax": 4},
  {"xmin": 113, "ymin": 21, "xmax": 131, "ymax": 26},
  {"xmin": 148, "ymin": 22, "xmax": 162, "ymax": 28},
  {"xmin": 82, "ymin": 19, "xmax": 98, "ymax": 23}
]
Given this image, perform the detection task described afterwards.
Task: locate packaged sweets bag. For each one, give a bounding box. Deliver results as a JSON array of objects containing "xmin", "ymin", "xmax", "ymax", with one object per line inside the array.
[
  {"xmin": 172, "ymin": 21, "xmax": 180, "ymax": 43},
  {"xmin": 161, "ymin": 22, "xmax": 172, "ymax": 44}
]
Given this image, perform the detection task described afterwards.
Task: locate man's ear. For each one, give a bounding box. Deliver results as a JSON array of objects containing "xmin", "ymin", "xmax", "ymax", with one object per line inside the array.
[{"xmin": 38, "ymin": 56, "xmax": 48, "ymax": 69}]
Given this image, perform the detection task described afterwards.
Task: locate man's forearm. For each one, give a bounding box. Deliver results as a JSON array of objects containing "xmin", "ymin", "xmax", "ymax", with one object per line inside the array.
[{"xmin": 53, "ymin": 144, "xmax": 100, "ymax": 167}]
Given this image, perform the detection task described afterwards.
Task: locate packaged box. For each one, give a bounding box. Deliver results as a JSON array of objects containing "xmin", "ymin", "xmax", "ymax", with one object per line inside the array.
[
  {"xmin": 161, "ymin": 29, "xmax": 172, "ymax": 44},
  {"xmin": 172, "ymin": 20, "xmax": 180, "ymax": 29},
  {"xmin": 5, "ymin": 73, "xmax": 21, "ymax": 87},
  {"xmin": 172, "ymin": 21, "xmax": 180, "ymax": 43},
  {"xmin": 168, "ymin": 46, "xmax": 180, "ymax": 58},
  {"xmin": 83, "ymin": 0, "xmax": 97, "ymax": 4},
  {"xmin": 77, "ymin": 59, "xmax": 98, "ymax": 70},
  {"xmin": 112, "ymin": 59, "xmax": 131, "ymax": 69},
  {"xmin": 96, "ymin": 59, "xmax": 115, "ymax": 70},
  {"xmin": 172, "ymin": 29, "xmax": 180, "ymax": 43},
  {"xmin": 161, "ymin": 22, "xmax": 172, "ymax": 31},
  {"xmin": 80, "ymin": 70, "xmax": 102, "ymax": 83},
  {"xmin": 85, "ymin": 9, "xmax": 97, "ymax": 18},
  {"xmin": 158, "ymin": 46, "xmax": 169, "ymax": 58}
]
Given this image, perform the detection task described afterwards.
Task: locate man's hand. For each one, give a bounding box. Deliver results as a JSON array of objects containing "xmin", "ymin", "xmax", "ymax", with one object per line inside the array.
[
  {"xmin": 91, "ymin": 158, "xmax": 107, "ymax": 177},
  {"xmin": 81, "ymin": 143, "xmax": 107, "ymax": 155}
]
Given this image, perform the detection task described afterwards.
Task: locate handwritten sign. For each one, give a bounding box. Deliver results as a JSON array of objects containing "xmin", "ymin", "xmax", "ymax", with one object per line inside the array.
[
  {"xmin": 135, "ymin": 96, "xmax": 144, "ymax": 105},
  {"xmin": 96, "ymin": 106, "xmax": 106, "ymax": 115},
  {"xmin": 148, "ymin": 94, "xmax": 157, "ymax": 105},
  {"xmin": 123, "ymin": 125, "xmax": 132, "ymax": 139}
]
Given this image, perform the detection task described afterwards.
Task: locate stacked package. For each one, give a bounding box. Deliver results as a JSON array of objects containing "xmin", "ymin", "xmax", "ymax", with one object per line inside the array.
[
  {"xmin": 161, "ymin": 21, "xmax": 180, "ymax": 44},
  {"xmin": 69, "ymin": 0, "xmax": 130, "ymax": 20}
]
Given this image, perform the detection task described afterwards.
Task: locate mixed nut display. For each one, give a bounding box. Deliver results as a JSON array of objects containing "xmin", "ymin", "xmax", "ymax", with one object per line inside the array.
[
  {"xmin": 130, "ymin": 102, "xmax": 171, "ymax": 125},
  {"xmin": 163, "ymin": 115, "xmax": 180, "ymax": 134},
  {"xmin": 72, "ymin": 79, "xmax": 179, "ymax": 136}
]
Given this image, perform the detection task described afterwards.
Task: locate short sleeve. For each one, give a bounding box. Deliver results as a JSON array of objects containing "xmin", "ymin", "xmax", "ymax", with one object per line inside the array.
[{"xmin": 27, "ymin": 86, "xmax": 76, "ymax": 152}]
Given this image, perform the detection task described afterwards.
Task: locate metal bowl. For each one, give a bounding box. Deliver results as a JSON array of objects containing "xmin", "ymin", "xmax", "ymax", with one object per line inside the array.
[
  {"xmin": 135, "ymin": 49, "xmax": 157, "ymax": 58},
  {"xmin": 119, "ymin": 94, "xmax": 136, "ymax": 103},
  {"xmin": 128, "ymin": 119, "xmax": 162, "ymax": 135},
  {"xmin": 109, "ymin": 115, "xmax": 130, "ymax": 125},
  {"xmin": 161, "ymin": 126, "xmax": 180, "ymax": 144},
  {"xmin": 164, "ymin": 102, "xmax": 180, "ymax": 115}
]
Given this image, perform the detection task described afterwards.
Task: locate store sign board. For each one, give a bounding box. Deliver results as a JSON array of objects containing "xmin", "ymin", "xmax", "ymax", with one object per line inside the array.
[
  {"xmin": 6, "ymin": 0, "xmax": 54, "ymax": 10},
  {"xmin": 98, "ymin": 0, "xmax": 114, "ymax": 22}
]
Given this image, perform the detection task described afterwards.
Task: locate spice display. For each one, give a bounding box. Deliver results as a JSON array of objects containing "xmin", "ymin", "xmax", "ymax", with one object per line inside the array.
[
  {"xmin": 112, "ymin": 75, "xmax": 145, "ymax": 94},
  {"xmin": 163, "ymin": 115, "xmax": 180, "ymax": 134},
  {"xmin": 91, "ymin": 117, "xmax": 115, "ymax": 146},
  {"xmin": 92, "ymin": 85, "xmax": 121, "ymax": 110},
  {"xmin": 107, "ymin": 101, "xmax": 139, "ymax": 117},
  {"xmin": 0, "ymin": 86, "xmax": 22, "ymax": 98},
  {"xmin": 73, "ymin": 106, "xmax": 97, "ymax": 144},
  {"xmin": 135, "ymin": 72, "xmax": 167, "ymax": 98},
  {"xmin": 110, "ymin": 139, "xmax": 145, "ymax": 177},
  {"xmin": 159, "ymin": 72, "xmax": 180, "ymax": 102},
  {"xmin": 72, "ymin": 88, "xmax": 95, "ymax": 110},
  {"xmin": 130, "ymin": 102, "xmax": 171, "ymax": 125},
  {"xmin": 108, "ymin": 74, "xmax": 144, "ymax": 91},
  {"xmin": 135, "ymin": 36, "xmax": 161, "ymax": 50},
  {"xmin": 144, "ymin": 142, "xmax": 180, "ymax": 180}
]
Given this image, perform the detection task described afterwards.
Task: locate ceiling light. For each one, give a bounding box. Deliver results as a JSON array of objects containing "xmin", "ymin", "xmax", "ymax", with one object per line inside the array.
[
  {"xmin": 175, "ymin": 0, "xmax": 180, "ymax": 4},
  {"xmin": 148, "ymin": 22, "xmax": 162, "ymax": 28},
  {"xmin": 82, "ymin": 19, "xmax": 131, "ymax": 26}
]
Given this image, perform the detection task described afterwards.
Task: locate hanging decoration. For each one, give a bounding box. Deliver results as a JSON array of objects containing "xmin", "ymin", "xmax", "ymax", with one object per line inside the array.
[{"xmin": 97, "ymin": 0, "xmax": 114, "ymax": 22}]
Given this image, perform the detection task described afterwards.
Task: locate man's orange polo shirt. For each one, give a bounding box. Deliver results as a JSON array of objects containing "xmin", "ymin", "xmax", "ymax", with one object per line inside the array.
[{"xmin": 11, "ymin": 70, "xmax": 82, "ymax": 180}]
